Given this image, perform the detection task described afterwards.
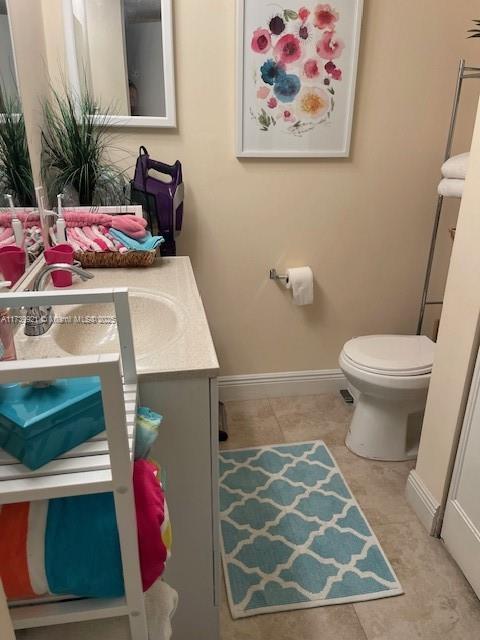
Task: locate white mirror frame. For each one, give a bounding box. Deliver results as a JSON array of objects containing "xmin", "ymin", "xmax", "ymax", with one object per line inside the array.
[
  {"xmin": 1, "ymin": 0, "xmax": 21, "ymax": 119},
  {"xmin": 62, "ymin": 0, "xmax": 176, "ymax": 128}
]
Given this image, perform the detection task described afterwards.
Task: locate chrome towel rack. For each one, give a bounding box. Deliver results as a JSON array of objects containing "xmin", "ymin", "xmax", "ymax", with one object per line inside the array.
[{"xmin": 417, "ymin": 59, "xmax": 480, "ymax": 335}]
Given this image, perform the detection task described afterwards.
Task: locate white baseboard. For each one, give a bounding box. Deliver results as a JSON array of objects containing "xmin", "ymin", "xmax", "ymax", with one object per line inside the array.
[
  {"xmin": 406, "ymin": 469, "xmax": 441, "ymax": 536},
  {"xmin": 218, "ymin": 369, "xmax": 346, "ymax": 402}
]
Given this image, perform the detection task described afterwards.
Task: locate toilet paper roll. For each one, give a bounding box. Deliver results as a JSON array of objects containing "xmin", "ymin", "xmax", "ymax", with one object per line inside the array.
[{"xmin": 286, "ymin": 267, "xmax": 314, "ymax": 306}]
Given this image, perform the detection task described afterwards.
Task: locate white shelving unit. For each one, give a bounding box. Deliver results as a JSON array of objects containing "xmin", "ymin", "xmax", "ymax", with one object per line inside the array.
[
  {"xmin": 417, "ymin": 59, "xmax": 480, "ymax": 335},
  {"xmin": 0, "ymin": 288, "xmax": 148, "ymax": 640}
]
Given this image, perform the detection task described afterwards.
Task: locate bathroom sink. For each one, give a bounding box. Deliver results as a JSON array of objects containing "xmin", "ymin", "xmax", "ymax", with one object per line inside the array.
[{"xmin": 52, "ymin": 288, "xmax": 186, "ymax": 361}]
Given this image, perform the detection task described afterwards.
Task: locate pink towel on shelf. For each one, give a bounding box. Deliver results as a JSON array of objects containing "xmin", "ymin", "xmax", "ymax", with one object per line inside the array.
[{"xmin": 133, "ymin": 460, "xmax": 170, "ymax": 591}]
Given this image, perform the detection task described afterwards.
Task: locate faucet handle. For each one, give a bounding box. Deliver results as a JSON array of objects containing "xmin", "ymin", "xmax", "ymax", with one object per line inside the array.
[{"xmin": 24, "ymin": 305, "xmax": 54, "ymax": 337}]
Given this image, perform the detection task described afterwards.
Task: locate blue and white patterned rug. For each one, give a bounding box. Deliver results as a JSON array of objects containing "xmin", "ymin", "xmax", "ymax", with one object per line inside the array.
[{"xmin": 220, "ymin": 441, "xmax": 403, "ymax": 618}]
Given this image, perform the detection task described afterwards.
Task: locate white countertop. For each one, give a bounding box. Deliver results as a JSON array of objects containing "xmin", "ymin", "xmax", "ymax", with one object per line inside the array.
[{"xmin": 13, "ymin": 257, "xmax": 219, "ymax": 379}]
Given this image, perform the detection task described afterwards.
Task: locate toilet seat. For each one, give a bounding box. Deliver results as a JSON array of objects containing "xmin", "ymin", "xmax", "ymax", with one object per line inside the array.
[{"xmin": 342, "ymin": 335, "xmax": 435, "ymax": 377}]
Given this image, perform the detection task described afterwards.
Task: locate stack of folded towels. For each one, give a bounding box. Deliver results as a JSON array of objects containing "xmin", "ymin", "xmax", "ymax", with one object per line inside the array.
[
  {"xmin": 63, "ymin": 212, "xmax": 164, "ymax": 253},
  {"xmin": 438, "ymin": 152, "xmax": 469, "ymax": 199},
  {"xmin": 0, "ymin": 212, "xmax": 43, "ymax": 256}
]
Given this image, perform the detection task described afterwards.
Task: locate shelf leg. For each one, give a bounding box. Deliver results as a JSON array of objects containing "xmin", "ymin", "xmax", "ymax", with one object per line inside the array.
[
  {"xmin": 417, "ymin": 195, "xmax": 444, "ymax": 335},
  {"xmin": 417, "ymin": 59, "xmax": 466, "ymax": 335},
  {"xmin": 113, "ymin": 486, "xmax": 149, "ymax": 640}
]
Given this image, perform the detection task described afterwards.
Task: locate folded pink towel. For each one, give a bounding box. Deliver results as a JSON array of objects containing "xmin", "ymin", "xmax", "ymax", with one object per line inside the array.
[
  {"xmin": 111, "ymin": 215, "xmax": 147, "ymax": 239},
  {"xmin": 68, "ymin": 228, "xmax": 91, "ymax": 252},
  {"xmin": 63, "ymin": 212, "xmax": 147, "ymax": 241},
  {"xmin": 92, "ymin": 225, "xmax": 116, "ymax": 251},
  {"xmin": 62, "ymin": 214, "xmax": 148, "ymax": 253},
  {"xmin": 83, "ymin": 226, "xmax": 110, "ymax": 252},
  {"xmin": 66, "ymin": 229, "xmax": 83, "ymax": 253},
  {"xmin": 64, "ymin": 212, "xmax": 113, "ymax": 227},
  {"xmin": 0, "ymin": 212, "xmax": 41, "ymax": 229},
  {"xmin": 0, "ymin": 227, "xmax": 13, "ymax": 243},
  {"xmin": 75, "ymin": 227, "xmax": 104, "ymax": 252},
  {"xmin": 105, "ymin": 230, "xmax": 128, "ymax": 254},
  {"xmin": 0, "ymin": 234, "xmax": 15, "ymax": 247}
]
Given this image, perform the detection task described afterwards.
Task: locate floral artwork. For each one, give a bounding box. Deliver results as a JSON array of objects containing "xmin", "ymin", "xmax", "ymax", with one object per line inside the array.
[
  {"xmin": 250, "ymin": 4, "xmax": 343, "ymax": 136},
  {"xmin": 237, "ymin": 1, "xmax": 363, "ymax": 157}
]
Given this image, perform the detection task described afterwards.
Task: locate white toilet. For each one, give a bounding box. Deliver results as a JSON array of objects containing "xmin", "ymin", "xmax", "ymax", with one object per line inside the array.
[{"xmin": 339, "ymin": 334, "xmax": 435, "ymax": 461}]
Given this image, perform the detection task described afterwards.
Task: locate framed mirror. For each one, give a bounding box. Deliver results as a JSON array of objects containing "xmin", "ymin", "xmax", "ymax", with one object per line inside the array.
[
  {"xmin": 0, "ymin": 0, "xmax": 18, "ymax": 113},
  {"xmin": 0, "ymin": 0, "xmax": 35, "ymax": 209},
  {"xmin": 62, "ymin": 0, "xmax": 176, "ymax": 127}
]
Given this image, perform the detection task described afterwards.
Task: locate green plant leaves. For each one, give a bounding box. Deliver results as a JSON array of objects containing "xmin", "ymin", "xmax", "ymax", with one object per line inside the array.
[
  {"xmin": 0, "ymin": 97, "xmax": 35, "ymax": 206},
  {"xmin": 283, "ymin": 9, "xmax": 298, "ymax": 21},
  {"xmin": 258, "ymin": 108, "xmax": 275, "ymax": 131},
  {"xmin": 468, "ymin": 19, "xmax": 480, "ymax": 38},
  {"xmin": 41, "ymin": 87, "xmax": 127, "ymax": 206}
]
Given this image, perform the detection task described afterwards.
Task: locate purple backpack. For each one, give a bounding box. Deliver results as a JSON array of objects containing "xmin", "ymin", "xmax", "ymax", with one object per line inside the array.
[{"xmin": 131, "ymin": 146, "xmax": 184, "ymax": 256}]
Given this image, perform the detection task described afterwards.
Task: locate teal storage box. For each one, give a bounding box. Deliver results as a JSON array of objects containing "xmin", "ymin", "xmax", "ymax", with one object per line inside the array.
[{"xmin": 0, "ymin": 377, "xmax": 105, "ymax": 470}]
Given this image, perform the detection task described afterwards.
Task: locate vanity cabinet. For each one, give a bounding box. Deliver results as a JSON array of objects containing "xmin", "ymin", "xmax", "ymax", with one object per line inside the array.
[
  {"xmin": 140, "ymin": 376, "xmax": 220, "ymax": 640},
  {"xmin": 12, "ymin": 257, "xmax": 221, "ymax": 639}
]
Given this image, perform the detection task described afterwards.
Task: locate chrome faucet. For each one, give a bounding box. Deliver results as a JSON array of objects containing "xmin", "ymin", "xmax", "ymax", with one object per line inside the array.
[{"xmin": 24, "ymin": 263, "xmax": 94, "ymax": 337}]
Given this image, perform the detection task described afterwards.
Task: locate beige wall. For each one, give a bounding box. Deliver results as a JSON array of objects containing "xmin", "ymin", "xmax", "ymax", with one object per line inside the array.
[
  {"xmin": 110, "ymin": 0, "xmax": 478, "ymax": 376},
  {"xmin": 415, "ymin": 100, "xmax": 480, "ymax": 505},
  {"xmin": 9, "ymin": 0, "xmax": 480, "ymax": 377}
]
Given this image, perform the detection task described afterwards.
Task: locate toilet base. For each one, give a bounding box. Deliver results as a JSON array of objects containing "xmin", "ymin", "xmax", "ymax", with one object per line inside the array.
[{"xmin": 345, "ymin": 394, "xmax": 422, "ymax": 461}]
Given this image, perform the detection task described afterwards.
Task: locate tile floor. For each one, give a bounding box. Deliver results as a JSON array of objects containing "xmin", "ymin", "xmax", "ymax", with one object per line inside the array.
[{"xmin": 220, "ymin": 394, "xmax": 480, "ymax": 640}]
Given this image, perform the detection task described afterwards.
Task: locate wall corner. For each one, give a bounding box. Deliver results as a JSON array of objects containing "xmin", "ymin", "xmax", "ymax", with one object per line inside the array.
[{"xmin": 406, "ymin": 469, "xmax": 442, "ymax": 536}]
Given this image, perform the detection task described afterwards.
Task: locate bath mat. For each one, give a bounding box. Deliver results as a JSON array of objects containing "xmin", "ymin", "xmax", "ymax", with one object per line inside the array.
[{"xmin": 219, "ymin": 441, "xmax": 403, "ymax": 618}]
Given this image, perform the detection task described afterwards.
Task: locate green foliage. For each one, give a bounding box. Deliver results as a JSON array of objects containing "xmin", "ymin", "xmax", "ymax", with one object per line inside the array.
[
  {"xmin": 41, "ymin": 87, "xmax": 126, "ymax": 206},
  {"xmin": 0, "ymin": 96, "xmax": 35, "ymax": 206},
  {"xmin": 258, "ymin": 107, "xmax": 276, "ymax": 131},
  {"xmin": 468, "ymin": 19, "xmax": 480, "ymax": 38},
  {"xmin": 283, "ymin": 9, "xmax": 298, "ymax": 21}
]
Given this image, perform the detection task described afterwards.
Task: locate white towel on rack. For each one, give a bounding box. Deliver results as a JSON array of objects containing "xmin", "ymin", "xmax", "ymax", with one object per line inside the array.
[
  {"xmin": 438, "ymin": 178, "xmax": 464, "ymax": 199},
  {"xmin": 441, "ymin": 152, "xmax": 470, "ymax": 180}
]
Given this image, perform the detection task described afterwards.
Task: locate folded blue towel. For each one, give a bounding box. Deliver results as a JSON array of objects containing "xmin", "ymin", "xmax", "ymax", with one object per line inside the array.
[
  {"xmin": 109, "ymin": 228, "xmax": 165, "ymax": 252},
  {"xmin": 46, "ymin": 492, "xmax": 124, "ymax": 597}
]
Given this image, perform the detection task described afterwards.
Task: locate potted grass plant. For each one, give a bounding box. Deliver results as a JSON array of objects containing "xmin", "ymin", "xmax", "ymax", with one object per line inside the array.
[
  {"xmin": 0, "ymin": 96, "xmax": 35, "ymax": 206},
  {"xmin": 41, "ymin": 88, "xmax": 127, "ymax": 206},
  {"xmin": 468, "ymin": 19, "xmax": 480, "ymax": 38}
]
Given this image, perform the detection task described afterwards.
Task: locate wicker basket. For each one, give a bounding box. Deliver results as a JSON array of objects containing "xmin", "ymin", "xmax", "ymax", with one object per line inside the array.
[{"xmin": 74, "ymin": 249, "xmax": 158, "ymax": 268}]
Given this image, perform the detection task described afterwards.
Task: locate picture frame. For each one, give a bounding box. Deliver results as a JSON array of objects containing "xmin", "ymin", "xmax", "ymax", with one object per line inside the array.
[{"xmin": 236, "ymin": 0, "xmax": 364, "ymax": 157}]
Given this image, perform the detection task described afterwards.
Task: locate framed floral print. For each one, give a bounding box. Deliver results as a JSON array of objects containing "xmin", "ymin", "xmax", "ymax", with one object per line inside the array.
[{"xmin": 236, "ymin": 0, "xmax": 364, "ymax": 157}]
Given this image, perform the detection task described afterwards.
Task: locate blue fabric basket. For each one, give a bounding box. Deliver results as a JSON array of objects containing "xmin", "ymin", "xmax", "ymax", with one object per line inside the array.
[{"xmin": 0, "ymin": 377, "xmax": 105, "ymax": 470}]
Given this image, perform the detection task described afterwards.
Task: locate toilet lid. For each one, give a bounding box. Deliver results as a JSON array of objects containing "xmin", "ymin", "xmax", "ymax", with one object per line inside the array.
[{"xmin": 343, "ymin": 335, "xmax": 435, "ymax": 376}]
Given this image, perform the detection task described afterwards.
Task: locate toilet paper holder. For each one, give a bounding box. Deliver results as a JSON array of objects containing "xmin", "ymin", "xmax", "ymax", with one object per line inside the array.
[{"xmin": 269, "ymin": 268, "xmax": 289, "ymax": 284}]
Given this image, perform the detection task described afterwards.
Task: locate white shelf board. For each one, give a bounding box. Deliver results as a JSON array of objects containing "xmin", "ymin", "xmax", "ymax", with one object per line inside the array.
[
  {"xmin": 0, "ymin": 382, "xmax": 137, "ymax": 504},
  {"xmin": 11, "ymin": 597, "xmax": 128, "ymax": 629}
]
